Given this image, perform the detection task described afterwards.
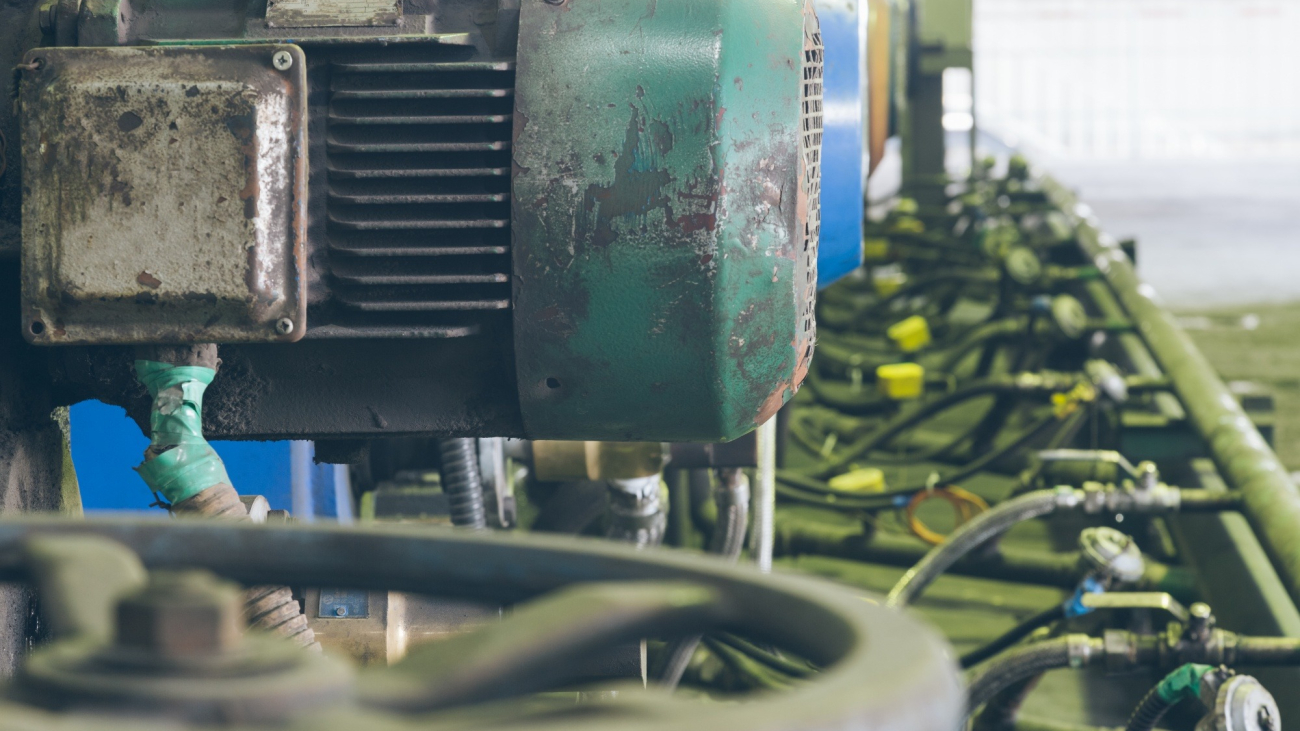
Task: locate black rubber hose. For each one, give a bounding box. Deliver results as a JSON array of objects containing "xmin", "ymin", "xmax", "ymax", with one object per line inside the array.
[
  {"xmin": 961, "ymin": 604, "xmax": 1065, "ymax": 669},
  {"xmin": 1178, "ymin": 490, "xmax": 1245, "ymax": 512},
  {"xmin": 888, "ymin": 489, "xmax": 1062, "ymax": 607},
  {"xmin": 972, "ymin": 675, "xmax": 1044, "ymax": 731},
  {"xmin": 937, "ymin": 318, "xmax": 1029, "ymax": 373},
  {"xmin": 659, "ymin": 469, "xmax": 750, "ymax": 689},
  {"xmin": 438, "ymin": 438, "xmax": 486, "ymax": 529},
  {"xmin": 1125, "ymin": 685, "xmax": 1173, "ymax": 731},
  {"xmin": 965, "ymin": 636, "xmax": 1097, "ymax": 712},
  {"xmin": 1234, "ymin": 635, "xmax": 1300, "ymax": 664},
  {"xmin": 808, "ymin": 379, "xmax": 1024, "ymax": 478},
  {"xmin": 778, "ymin": 412, "xmax": 1062, "ymax": 512},
  {"xmin": 852, "ymin": 270, "xmax": 997, "ymax": 320},
  {"xmin": 711, "ymin": 632, "xmax": 814, "ymax": 678}
]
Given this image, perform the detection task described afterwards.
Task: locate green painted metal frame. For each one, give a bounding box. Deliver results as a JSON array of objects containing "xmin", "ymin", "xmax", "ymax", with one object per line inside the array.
[
  {"xmin": 1046, "ymin": 176, "xmax": 1300, "ymax": 717},
  {"xmin": 511, "ymin": 0, "xmax": 817, "ymax": 442}
]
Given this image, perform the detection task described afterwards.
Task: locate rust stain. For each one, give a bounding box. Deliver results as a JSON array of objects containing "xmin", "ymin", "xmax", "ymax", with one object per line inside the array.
[
  {"xmin": 225, "ymin": 113, "xmax": 261, "ymax": 219},
  {"xmin": 136, "ymin": 271, "xmax": 162, "ymax": 289},
  {"xmin": 755, "ymin": 339, "xmax": 812, "ymax": 426}
]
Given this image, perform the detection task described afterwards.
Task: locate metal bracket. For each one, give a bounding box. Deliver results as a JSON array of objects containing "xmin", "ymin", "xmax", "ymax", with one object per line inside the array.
[
  {"xmin": 1080, "ymin": 591, "xmax": 1189, "ymax": 623},
  {"xmin": 1038, "ymin": 449, "xmax": 1141, "ymax": 480}
]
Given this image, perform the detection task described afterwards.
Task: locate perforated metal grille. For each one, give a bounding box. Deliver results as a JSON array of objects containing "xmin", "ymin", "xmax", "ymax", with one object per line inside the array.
[
  {"xmin": 799, "ymin": 5, "xmax": 824, "ymax": 361},
  {"xmin": 318, "ymin": 46, "xmax": 514, "ymax": 337}
]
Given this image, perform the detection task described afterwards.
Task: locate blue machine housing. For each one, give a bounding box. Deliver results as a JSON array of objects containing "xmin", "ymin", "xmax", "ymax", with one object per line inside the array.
[
  {"xmin": 814, "ymin": 0, "xmax": 867, "ymax": 288},
  {"xmin": 70, "ymin": 400, "xmax": 348, "ymax": 519}
]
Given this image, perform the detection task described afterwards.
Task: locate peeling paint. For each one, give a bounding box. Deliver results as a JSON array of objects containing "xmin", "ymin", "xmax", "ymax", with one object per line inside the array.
[{"xmin": 512, "ymin": 0, "xmax": 818, "ymax": 441}]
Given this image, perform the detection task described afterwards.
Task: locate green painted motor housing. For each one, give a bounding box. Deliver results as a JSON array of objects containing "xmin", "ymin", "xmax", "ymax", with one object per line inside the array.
[
  {"xmin": 5, "ymin": 0, "xmax": 821, "ymax": 443},
  {"xmin": 512, "ymin": 0, "xmax": 822, "ymax": 441}
]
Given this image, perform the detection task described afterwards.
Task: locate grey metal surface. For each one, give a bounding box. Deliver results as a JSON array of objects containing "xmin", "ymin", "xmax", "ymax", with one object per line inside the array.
[{"xmin": 20, "ymin": 45, "xmax": 308, "ymax": 345}]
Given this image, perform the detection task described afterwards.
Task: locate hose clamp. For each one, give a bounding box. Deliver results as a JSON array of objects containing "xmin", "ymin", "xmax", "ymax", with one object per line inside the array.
[
  {"xmin": 1054, "ymin": 485, "xmax": 1083, "ymax": 509},
  {"xmin": 1067, "ymin": 634, "xmax": 1097, "ymax": 668}
]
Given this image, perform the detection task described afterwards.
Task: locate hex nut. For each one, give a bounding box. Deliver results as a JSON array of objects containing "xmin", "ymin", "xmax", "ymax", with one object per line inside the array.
[
  {"xmin": 275, "ymin": 317, "xmax": 295, "ymax": 335},
  {"xmin": 115, "ymin": 570, "xmax": 244, "ymax": 659},
  {"xmin": 272, "ymin": 51, "xmax": 294, "ymax": 71}
]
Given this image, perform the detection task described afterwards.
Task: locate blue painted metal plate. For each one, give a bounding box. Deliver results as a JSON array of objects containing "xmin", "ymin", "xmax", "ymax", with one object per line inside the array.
[
  {"xmin": 318, "ymin": 589, "xmax": 370, "ymax": 619},
  {"xmin": 814, "ymin": 0, "xmax": 867, "ymax": 288}
]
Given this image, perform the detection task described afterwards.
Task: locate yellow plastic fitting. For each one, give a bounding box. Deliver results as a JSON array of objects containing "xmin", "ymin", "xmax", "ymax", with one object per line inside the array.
[
  {"xmin": 863, "ymin": 238, "xmax": 890, "ymax": 261},
  {"xmin": 828, "ymin": 467, "xmax": 887, "ymax": 493},
  {"xmin": 877, "ymin": 362, "xmax": 925, "ymax": 400},
  {"xmin": 887, "ymin": 316, "xmax": 931, "ymax": 353}
]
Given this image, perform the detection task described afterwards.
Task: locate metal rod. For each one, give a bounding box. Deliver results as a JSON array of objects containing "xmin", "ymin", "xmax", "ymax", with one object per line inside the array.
[
  {"xmin": 334, "ymin": 464, "xmax": 355, "ymax": 524},
  {"xmin": 1048, "ymin": 177, "xmax": 1300, "ymax": 610},
  {"xmin": 290, "ymin": 441, "xmax": 315, "ymax": 522},
  {"xmin": 754, "ymin": 418, "xmax": 777, "ymax": 572}
]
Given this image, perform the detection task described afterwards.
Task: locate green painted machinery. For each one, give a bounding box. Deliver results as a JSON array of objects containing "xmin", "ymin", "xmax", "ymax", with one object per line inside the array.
[{"xmin": 0, "ymin": 0, "xmax": 821, "ymax": 443}]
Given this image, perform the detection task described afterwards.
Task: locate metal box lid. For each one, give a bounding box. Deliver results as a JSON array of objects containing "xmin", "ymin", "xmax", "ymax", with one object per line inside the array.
[{"xmin": 20, "ymin": 45, "xmax": 308, "ymax": 344}]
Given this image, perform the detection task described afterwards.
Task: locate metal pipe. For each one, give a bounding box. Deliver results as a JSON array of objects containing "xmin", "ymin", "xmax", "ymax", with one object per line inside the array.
[
  {"xmin": 290, "ymin": 441, "xmax": 315, "ymax": 522},
  {"xmin": 754, "ymin": 418, "xmax": 777, "ymax": 572},
  {"xmin": 1051, "ymin": 177, "xmax": 1300, "ymax": 610}
]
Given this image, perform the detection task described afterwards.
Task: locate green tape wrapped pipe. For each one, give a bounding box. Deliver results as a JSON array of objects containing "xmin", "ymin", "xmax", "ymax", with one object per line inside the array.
[
  {"xmin": 133, "ymin": 360, "xmax": 231, "ymax": 505},
  {"xmin": 1154, "ymin": 663, "xmax": 1212, "ymax": 703}
]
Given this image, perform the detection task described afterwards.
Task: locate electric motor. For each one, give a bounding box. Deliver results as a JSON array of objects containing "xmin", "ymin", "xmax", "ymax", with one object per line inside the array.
[{"xmin": 2, "ymin": 0, "xmax": 822, "ymax": 443}]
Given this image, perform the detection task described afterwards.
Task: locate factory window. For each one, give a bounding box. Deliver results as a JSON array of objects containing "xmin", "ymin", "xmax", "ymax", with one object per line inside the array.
[{"xmin": 975, "ymin": 0, "xmax": 1300, "ymax": 161}]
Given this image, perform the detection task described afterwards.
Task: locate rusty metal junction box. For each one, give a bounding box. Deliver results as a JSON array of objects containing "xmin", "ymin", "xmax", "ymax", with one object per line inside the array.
[{"xmin": 21, "ymin": 45, "xmax": 308, "ymax": 345}]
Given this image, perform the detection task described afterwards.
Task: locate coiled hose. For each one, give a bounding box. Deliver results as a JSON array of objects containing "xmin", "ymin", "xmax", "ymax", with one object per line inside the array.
[
  {"xmin": 965, "ymin": 636, "xmax": 1100, "ymax": 712},
  {"xmin": 888, "ymin": 489, "xmax": 1062, "ymax": 607},
  {"xmin": 1125, "ymin": 664, "xmax": 1214, "ymax": 731},
  {"xmin": 438, "ymin": 438, "xmax": 487, "ymax": 529},
  {"xmin": 659, "ymin": 468, "xmax": 751, "ymax": 689},
  {"xmin": 172, "ymin": 485, "xmax": 320, "ymax": 650}
]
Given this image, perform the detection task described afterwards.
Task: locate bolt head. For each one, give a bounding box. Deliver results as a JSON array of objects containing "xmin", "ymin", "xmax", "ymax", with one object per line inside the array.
[
  {"xmin": 272, "ymin": 51, "xmax": 294, "ymax": 71},
  {"xmin": 115, "ymin": 571, "xmax": 244, "ymax": 659},
  {"xmin": 1191, "ymin": 602, "xmax": 1214, "ymax": 619},
  {"xmin": 275, "ymin": 317, "xmax": 295, "ymax": 335}
]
